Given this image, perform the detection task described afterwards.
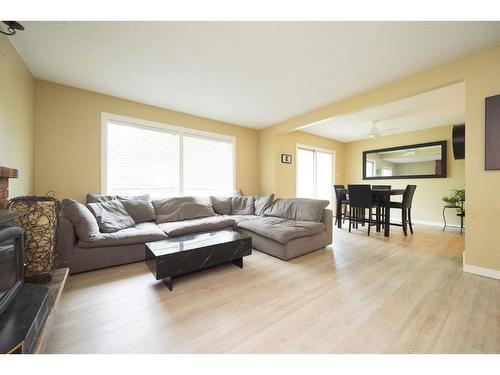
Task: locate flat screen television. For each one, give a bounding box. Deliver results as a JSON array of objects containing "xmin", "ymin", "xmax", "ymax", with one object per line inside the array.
[{"xmin": 0, "ymin": 226, "xmax": 24, "ymax": 317}]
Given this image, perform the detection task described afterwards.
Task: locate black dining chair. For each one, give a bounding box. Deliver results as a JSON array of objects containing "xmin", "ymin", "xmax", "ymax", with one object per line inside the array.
[
  {"xmin": 347, "ymin": 184, "xmax": 378, "ymax": 235},
  {"xmin": 390, "ymin": 184, "xmax": 417, "ymax": 236},
  {"xmin": 334, "ymin": 185, "xmax": 349, "ymax": 225}
]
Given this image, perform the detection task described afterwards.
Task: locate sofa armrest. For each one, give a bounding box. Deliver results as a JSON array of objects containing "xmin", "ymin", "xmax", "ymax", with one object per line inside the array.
[
  {"xmin": 322, "ymin": 208, "xmax": 333, "ymax": 245},
  {"xmin": 56, "ymin": 215, "xmax": 76, "ymax": 268}
]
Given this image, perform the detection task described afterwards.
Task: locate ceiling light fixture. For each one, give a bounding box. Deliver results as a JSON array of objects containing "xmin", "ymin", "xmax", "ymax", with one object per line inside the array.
[{"xmin": 0, "ymin": 21, "xmax": 24, "ymax": 36}]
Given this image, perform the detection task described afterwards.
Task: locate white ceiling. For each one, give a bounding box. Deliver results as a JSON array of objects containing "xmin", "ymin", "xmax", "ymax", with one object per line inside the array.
[
  {"xmin": 303, "ymin": 82, "xmax": 466, "ymax": 142},
  {"xmin": 9, "ymin": 22, "xmax": 500, "ymax": 128}
]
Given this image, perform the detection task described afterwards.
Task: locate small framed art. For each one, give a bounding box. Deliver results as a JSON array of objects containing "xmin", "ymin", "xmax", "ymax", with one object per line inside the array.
[{"xmin": 281, "ymin": 154, "xmax": 292, "ymax": 164}]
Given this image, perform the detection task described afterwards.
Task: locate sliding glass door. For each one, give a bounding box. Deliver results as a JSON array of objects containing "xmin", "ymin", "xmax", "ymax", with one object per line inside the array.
[{"xmin": 296, "ymin": 147, "xmax": 334, "ymax": 208}]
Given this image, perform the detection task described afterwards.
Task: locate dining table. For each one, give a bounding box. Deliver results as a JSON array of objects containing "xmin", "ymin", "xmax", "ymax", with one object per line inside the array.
[{"xmin": 335, "ymin": 188, "xmax": 405, "ymax": 237}]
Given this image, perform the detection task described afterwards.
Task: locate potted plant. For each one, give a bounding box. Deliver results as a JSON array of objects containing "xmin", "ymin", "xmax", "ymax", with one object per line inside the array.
[{"xmin": 442, "ymin": 189, "xmax": 465, "ymax": 215}]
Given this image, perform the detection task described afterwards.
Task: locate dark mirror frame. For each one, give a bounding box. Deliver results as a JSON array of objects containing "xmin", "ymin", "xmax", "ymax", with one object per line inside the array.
[{"xmin": 362, "ymin": 140, "xmax": 447, "ymax": 180}]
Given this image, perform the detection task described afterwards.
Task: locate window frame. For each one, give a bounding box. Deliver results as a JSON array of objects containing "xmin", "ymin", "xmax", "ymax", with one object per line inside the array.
[{"xmin": 101, "ymin": 112, "xmax": 236, "ymax": 196}]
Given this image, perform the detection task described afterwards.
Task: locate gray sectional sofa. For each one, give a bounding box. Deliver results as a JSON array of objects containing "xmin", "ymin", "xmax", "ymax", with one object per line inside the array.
[{"xmin": 57, "ymin": 194, "xmax": 333, "ymax": 274}]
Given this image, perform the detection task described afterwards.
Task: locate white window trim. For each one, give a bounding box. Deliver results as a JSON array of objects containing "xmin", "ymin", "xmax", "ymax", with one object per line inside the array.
[
  {"xmin": 295, "ymin": 143, "xmax": 336, "ymax": 200},
  {"xmin": 101, "ymin": 112, "xmax": 236, "ymax": 195}
]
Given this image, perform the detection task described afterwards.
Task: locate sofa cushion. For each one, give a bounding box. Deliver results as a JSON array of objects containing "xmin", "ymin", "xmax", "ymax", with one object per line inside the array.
[
  {"xmin": 119, "ymin": 194, "xmax": 156, "ymax": 223},
  {"xmin": 237, "ymin": 217, "xmax": 325, "ymax": 244},
  {"xmin": 78, "ymin": 222, "xmax": 168, "ymax": 249},
  {"xmin": 86, "ymin": 194, "xmax": 118, "ymax": 204},
  {"xmin": 232, "ymin": 196, "xmax": 255, "ymax": 215},
  {"xmin": 210, "ymin": 196, "xmax": 233, "ymax": 215},
  {"xmin": 264, "ymin": 198, "xmax": 329, "ymax": 222},
  {"xmin": 254, "ymin": 194, "xmax": 274, "ymax": 216},
  {"xmin": 157, "ymin": 216, "xmax": 236, "ymax": 237},
  {"xmin": 223, "ymin": 215, "xmax": 261, "ymax": 225},
  {"xmin": 62, "ymin": 198, "xmax": 101, "ymax": 242},
  {"xmin": 87, "ymin": 200, "xmax": 136, "ymax": 233},
  {"xmin": 153, "ymin": 196, "xmax": 215, "ymax": 224}
]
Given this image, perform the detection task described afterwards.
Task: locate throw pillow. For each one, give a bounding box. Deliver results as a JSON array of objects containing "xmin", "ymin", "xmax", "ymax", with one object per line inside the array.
[
  {"xmin": 264, "ymin": 198, "xmax": 329, "ymax": 222},
  {"xmin": 153, "ymin": 196, "xmax": 215, "ymax": 224},
  {"xmin": 232, "ymin": 196, "xmax": 255, "ymax": 215},
  {"xmin": 86, "ymin": 193, "xmax": 118, "ymax": 204},
  {"xmin": 61, "ymin": 198, "xmax": 100, "ymax": 242},
  {"xmin": 210, "ymin": 196, "xmax": 233, "ymax": 215},
  {"xmin": 254, "ymin": 194, "xmax": 275, "ymax": 216},
  {"xmin": 119, "ymin": 194, "xmax": 156, "ymax": 223},
  {"xmin": 87, "ymin": 200, "xmax": 136, "ymax": 233}
]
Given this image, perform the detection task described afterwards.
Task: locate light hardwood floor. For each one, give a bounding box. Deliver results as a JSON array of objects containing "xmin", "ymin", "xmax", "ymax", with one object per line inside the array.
[{"xmin": 45, "ymin": 225, "xmax": 500, "ymax": 353}]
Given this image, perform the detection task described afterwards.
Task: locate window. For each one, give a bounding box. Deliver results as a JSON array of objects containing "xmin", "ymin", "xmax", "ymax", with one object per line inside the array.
[
  {"xmin": 366, "ymin": 161, "xmax": 375, "ymax": 177},
  {"xmin": 103, "ymin": 115, "xmax": 235, "ymax": 198},
  {"xmin": 296, "ymin": 146, "xmax": 335, "ymax": 208},
  {"xmin": 183, "ymin": 134, "xmax": 235, "ymax": 196}
]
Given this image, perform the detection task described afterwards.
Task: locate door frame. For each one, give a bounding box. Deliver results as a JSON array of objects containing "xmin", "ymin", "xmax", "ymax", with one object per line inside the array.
[{"xmin": 295, "ymin": 144, "xmax": 336, "ymax": 202}]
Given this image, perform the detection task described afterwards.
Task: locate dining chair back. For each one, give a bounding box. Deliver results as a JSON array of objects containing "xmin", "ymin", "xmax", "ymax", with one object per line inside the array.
[
  {"xmin": 334, "ymin": 185, "xmax": 348, "ymax": 225},
  {"xmin": 402, "ymin": 185, "xmax": 417, "ymax": 209},
  {"xmin": 348, "ymin": 185, "xmax": 373, "ymax": 207},
  {"xmin": 347, "ymin": 184, "xmax": 376, "ymax": 235},
  {"xmin": 389, "ymin": 184, "xmax": 417, "ymax": 236},
  {"xmin": 334, "ymin": 185, "xmax": 346, "ymax": 200}
]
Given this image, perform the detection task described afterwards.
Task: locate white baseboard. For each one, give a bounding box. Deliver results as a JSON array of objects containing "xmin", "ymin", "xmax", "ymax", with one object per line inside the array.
[
  {"xmin": 333, "ymin": 217, "xmax": 461, "ymax": 229},
  {"xmin": 407, "ymin": 220, "xmax": 460, "ymax": 229},
  {"xmin": 463, "ymin": 261, "xmax": 500, "ymax": 280}
]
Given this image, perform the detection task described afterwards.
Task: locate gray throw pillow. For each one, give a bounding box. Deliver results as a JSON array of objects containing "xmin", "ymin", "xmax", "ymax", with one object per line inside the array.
[
  {"xmin": 264, "ymin": 198, "xmax": 329, "ymax": 222},
  {"xmin": 232, "ymin": 196, "xmax": 255, "ymax": 215},
  {"xmin": 61, "ymin": 198, "xmax": 100, "ymax": 242},
  {"xmin": 87, "ymin": 200, "xmax": 136, "ymax": 233},
  {"xmin": 119, "ymin": 194, "xmax": 156, "ymax": 223},
  {"xmin": 86, "ymin": 193, "xmax": 118, "ymax": 204},
  {"xmin": 153, "ymin": 196, "xmax": 215, "ymax": 224},
  {"xmin": 254, "ymin": 194, "xmax": 275, "ymax": 216},
  {"xmin": 210, "ymin": 196, "xmax": 233, "ymax": 215}
]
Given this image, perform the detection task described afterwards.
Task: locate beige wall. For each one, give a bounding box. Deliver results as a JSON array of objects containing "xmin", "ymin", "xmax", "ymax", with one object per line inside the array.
[
  {"xmin": 34, "ymin": 80, "xmax": 260, "ymax": 202},
  {"xmin": 275, "ymin": 131, "xmax": 345, "ymax": 199},
  {"xmin": 0, "ymin": 37, "xmax": 34, "ymax": 197},
  {"xmin": 345, "ymin": 125, "xmax": 465, "ymax": 226},
  {"xmin": 260, "ymin": 45, "xmax": 500, "ymax": 274}
]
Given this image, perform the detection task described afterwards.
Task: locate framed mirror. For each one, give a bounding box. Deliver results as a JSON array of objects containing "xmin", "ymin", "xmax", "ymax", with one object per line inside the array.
[{"xmin": 363, "ymin": 141, "xmax": 447, "ymax": 180}]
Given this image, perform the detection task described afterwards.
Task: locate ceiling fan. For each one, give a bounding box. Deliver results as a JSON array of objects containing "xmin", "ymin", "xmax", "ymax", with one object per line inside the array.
[{"xmin": 367, "ymin": 120, "xmax": 400, "ymax": 139}]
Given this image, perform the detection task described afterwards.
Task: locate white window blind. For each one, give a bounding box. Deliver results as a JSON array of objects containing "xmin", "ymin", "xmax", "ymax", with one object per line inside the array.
[
  {"xmin": 183, "ymin": 134, "xmax": 235, "ymax": 196},
  {"xmin": 104, "ymin": 118, "xmax": 235, "ymax": 198},
  {"xmin": 106, "ymin": 122, "xmax": 179, "ymax": 197}
]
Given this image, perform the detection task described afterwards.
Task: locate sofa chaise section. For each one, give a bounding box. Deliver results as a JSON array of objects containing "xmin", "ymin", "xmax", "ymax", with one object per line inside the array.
[{"xmin": 238, "ymin": 209, "xmax": 332, "ymax": 260}]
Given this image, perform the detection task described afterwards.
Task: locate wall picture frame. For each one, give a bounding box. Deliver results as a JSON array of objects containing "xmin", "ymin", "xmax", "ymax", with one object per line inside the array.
[
  {"xmin": 485, "ymin": 94, "xmax": 500, "ymax": 170},
  {"xmin": 281, "ymin": 154, "xmax": 292, "ymax": 164}
]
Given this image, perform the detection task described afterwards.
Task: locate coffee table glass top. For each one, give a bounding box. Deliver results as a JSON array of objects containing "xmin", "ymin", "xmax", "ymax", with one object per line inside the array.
[{"xmin": 146, "ymin": 229, "xmax": 250, "ymax": 257}]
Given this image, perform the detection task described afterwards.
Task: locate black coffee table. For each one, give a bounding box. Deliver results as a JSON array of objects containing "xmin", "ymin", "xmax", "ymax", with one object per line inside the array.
[{"xmin": 145, "ymin": 230, "xmax": 252, "ymax": 291}]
